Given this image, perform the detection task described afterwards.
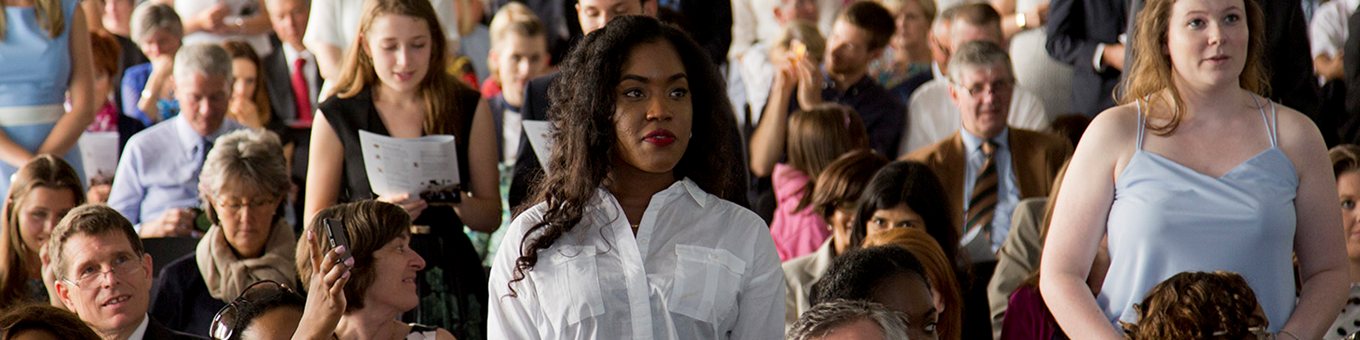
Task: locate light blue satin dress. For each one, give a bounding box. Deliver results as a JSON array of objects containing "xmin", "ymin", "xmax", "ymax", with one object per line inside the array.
[
  {"xmin": 1099, "ymin": 96, "xmax": 1297, "ymax": 332},
  {"xmin": 0, "ymin": 0, "xmax": 85, "ymax": 197}
]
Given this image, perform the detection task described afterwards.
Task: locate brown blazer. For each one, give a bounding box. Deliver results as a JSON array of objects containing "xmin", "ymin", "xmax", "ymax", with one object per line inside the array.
[{"xmin": 902, "ymin": 128, "xmax": 1072, "ymax": 234}]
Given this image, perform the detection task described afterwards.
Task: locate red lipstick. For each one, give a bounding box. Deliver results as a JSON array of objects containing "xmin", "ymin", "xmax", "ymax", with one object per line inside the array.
[{"xmin": 644, "ymin": 129, "xmax": 676, "ymax": 147}]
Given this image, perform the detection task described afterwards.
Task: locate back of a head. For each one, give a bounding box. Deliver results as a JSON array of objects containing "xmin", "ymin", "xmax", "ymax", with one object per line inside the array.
[
  {"xmin": 838, "ymin": 1, "xmax": 895, "ymax": 51},
  {"xmin": 225, "ymin": 284, "xmax": 306, "ymax": 340},
  {"xmin": 0, "ymin": 304, "xmax": 101, "ymax": 340},
  {"xmin": 787, "ymin": 104, "xmax": 869, "ymax": 181},
  {"xmin": 810, "ymin": 245, "xmax": 928, "ymax": 306},
  {"xmin": 1332, "ymin": 144, "xmax": 1360, "ymax": 178},
  {"xmin": 1123, "ymin": 271, "xmax": 1267, "ymax": 339},
  {"xmin": 788, "ymin": 299, "xmax": 911, "ymax": 340}
]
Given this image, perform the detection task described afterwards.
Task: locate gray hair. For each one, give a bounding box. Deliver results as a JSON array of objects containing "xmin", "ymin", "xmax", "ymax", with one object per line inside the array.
[
  {"xmin": 174, "ymin": 43, "xmax": 234, "ymax": 83},
  {"xmin": 946, "ymin": 40, "xmax": 1013, "ymax": 85},
  {"xmin": 788, "ymin": 299, "xmax": 912, "ymax": 340},
  {"xmin": 130, "ymin": 2, "xmax": 182, "ymax": 42},
  {"xmin": 198, "ymin": 129, "xmax": 289, "ymax": 222}
]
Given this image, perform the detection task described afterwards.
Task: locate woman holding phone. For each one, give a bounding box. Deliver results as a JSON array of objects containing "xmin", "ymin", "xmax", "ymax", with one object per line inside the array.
[
  {"xmin": 303, "ymin": 0, "xmax": 499, "ymax": 335},
  {"xmin": 487, "ymin": 16, "xmax": 784, "ymax": 338}
]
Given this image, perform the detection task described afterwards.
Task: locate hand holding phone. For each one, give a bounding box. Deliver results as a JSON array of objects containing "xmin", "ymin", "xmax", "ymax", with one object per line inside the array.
[{"xmin": 323, "ymin": 218, "xmax": 353, "ymax": 264}]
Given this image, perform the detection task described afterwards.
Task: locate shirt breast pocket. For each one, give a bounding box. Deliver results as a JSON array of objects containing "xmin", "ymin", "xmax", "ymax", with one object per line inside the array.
[
  {"xmin": 668, "ymin": 244, "xmax": 747, "ymax": 323},
  {"xmin": 532, "ymin": 245, "xmax": 605, "ymax": 329}
]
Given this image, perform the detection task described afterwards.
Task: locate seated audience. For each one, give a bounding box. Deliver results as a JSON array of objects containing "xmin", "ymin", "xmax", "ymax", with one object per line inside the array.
[
  {"xmin": 904, "ymin": 40, "xmax": 1071, "ymax": 338},
  {"xmin": 150, "ymin": 129, "xmax": 296, "ymax": 337},
  {"xmin": 872, "ymin": 0, "xmax": 936, "ymax": 106},
  {"xmin": 1120, "ymin": 271, "xmax": 1268, "ymax": 339},
  {"xmin": 221, "ymin": 42, "xmax": 276, "ymax": 132},
  {"xmin": 261, "ymin": 0, "xmax": 318, "ymax": 128},
  {"xmin": 783, "ymin": 150, "xmax": 888, "ymax": 329},
  {"xmin": 47, "ymin": 205, "xmax": 201, "ymax": 339},
  {"xmin": 86, "ymin": 31, "xmax": 147, "ymax": 204},
  {"xmin": 901, "ymin": 3, "xmax": 1051, "ymax": 155},
  {"xmin": 206, "ymin": 280, "xmax": 305, "ymax": 340},
  {"xmin": 1328, "ymin": 144, "xmax": 1360, "ymax": 340},
  {"xmin": 863, "ymin": 227, "xmax": 963, "ymax": 340},
  {"xmin": 0, "ymin": 304, "xmax": 101, "ymax": 340},
  {"xmin": 0, "ymin": 155, "xmax": 85, "ymax": 308},
  {"xmin": 109, "ymin": 43, "xmax": 243, "ymax": 237},
  {"xmin": 787, "ymin": 299, "xmax": 911, "ymax": 340},
  {"xmin": 770, "ymin": 104, "xmax": 868, "ymax": 261},
  {"xmin": 810, "ymin": 245, "xmax": 937, "ymax": 340},
  {"xmin": 736, "ymin": 19, "xmax": 825, "ymax": 127},
  {"xmin": 295, "ymin": 201, "xmax": 456, "ymax": 340},
  {"xmin": 120, "ymin": 3, "xmax": 183, "ymax": 126},
  {"xmin": 751, "ymin": 1, "xmax": 903, "ymax": 174}
]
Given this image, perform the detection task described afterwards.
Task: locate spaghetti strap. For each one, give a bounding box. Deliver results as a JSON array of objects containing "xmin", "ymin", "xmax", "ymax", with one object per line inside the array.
[
  {"xmin": 1135, "ymin": 99, "xmax": 1146, "ymax": 150},
  {"xmin": 1270, "ymin": 99, "xmax": 1279, "ymax": 147},
  {"xmin": 1250, "ymin": 95, "xmax": 1278, "ymax": 147}
]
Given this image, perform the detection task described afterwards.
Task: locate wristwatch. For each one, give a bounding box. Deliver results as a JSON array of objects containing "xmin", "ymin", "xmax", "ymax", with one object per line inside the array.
[{"xmin": 1016, "ymin": 12, "xmax": 1028, "ymax": 29}]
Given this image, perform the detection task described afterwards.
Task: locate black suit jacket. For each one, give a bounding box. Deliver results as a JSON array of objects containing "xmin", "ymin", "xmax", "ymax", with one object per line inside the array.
[
  {"xmin": 261, "ymin": 36, "xmax": 321, "ymax": 124},
  {"xmin": 1343, "ymin": 10, "xmax": 1360, "ymax": 144},
  {"xmin": 1046, "ymin": 0, "xmax": 1126, "ymax": 117},
  {"xmin": 146, "ymin": 317, "xmax": 208, "ymax": 340}
]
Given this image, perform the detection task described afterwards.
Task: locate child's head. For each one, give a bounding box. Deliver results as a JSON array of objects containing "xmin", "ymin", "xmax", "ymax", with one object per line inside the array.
[
  {"xmin": 1123, "ymin": 271, "xmax": 1267, "ymax": 339},
  {"xmin": 489, "ymin": 2, "xmax": 550, "ymax": 107},
  {"xmin": 786, "ymin": 104, "xmax": 868, "ymax": 211}
]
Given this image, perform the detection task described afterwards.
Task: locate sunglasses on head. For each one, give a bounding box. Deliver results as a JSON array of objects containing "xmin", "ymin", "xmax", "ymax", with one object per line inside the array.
[{"xmin": 208, "ymin": 280, "xmax": 297, "ymax": 340}]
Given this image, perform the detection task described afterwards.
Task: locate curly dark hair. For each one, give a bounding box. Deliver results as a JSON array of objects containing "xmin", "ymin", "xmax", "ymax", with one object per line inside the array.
[
  {"xmin": 1122, "ymin": 271, "xmax": 1267, "ymax": 339},
  {"xmin": 508, "ymin": 15, "xmax": 739, "ymax": 293},
  {"xmin": 850, "ymin": 161, "xmax": 960, "ymax": 265}
]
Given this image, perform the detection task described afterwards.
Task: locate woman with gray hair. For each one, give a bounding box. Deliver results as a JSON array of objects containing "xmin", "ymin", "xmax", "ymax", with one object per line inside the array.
[
  {"xmin": 148, "ymin": 128, "xmax": 296, "ymax": 337},
  {"xmin": 120, "ymin": 2, "xmax": 182, "ymax": 126},
  {"xmin": 789, "ymin": 299, "xmax": 912, "ymax": 340}
]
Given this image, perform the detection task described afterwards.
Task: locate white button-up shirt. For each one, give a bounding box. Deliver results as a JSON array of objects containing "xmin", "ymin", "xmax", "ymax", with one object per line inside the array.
[{"xmin": 489, "ymin": 179, "xmax": 785, "ymax": 339}]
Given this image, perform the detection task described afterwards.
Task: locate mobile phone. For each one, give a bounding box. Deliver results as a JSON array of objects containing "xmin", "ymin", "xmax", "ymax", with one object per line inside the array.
[{"xmin": 323, "ymin": 218, "xmax": 352, "ymax": 263}]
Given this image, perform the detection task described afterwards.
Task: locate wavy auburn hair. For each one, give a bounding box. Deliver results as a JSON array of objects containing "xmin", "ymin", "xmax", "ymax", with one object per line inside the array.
[
  {"xmin": 508, "ymin": 16, "xmax": 737, "ymax": 293},
  {"xmin": 1118, "ymin": 0, "xmax": 1267, "ymax": 136}
]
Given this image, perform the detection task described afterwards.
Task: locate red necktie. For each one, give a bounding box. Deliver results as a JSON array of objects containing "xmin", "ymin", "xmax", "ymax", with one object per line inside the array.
[{"xmin": 291, "ymin": 58, "xmax": 313, "ymax": 126}]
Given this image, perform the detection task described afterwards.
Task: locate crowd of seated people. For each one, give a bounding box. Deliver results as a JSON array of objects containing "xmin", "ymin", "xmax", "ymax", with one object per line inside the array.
[{"xmin": 4, "ymin": 0, "xmax": 1360, "ymax": 338}]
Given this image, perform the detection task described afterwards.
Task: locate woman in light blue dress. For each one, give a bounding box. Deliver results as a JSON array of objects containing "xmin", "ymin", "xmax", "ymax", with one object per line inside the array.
[
  {"xmin": 0, "ymin": 0, "xmax": 94, "ymax": 198},
  {"xmin": 1039, "ymin": 0, "xmax": 1349, "ymax": 339}
]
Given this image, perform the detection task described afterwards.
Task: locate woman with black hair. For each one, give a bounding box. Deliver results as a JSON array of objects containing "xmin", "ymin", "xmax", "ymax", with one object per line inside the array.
[
  {"xmin": 850, "ymin": 160, "xmax": 960, "ymax": 266},
  {"xmin": 487, "ymin": 16, "xmax": 784, "ymax": 339}
]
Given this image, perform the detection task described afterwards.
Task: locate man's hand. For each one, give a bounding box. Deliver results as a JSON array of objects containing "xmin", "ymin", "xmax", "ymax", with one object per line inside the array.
[
  {"xmin": 139, "ymin": 208, "xmax": 196, "ymax": 238},
  {"xmin": 793, "ymin": 57, "xmax": 823, "ymax": 109}
]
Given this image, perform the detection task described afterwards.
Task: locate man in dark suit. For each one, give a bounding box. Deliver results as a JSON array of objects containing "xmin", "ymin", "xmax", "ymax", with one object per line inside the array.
[
  {"xmin": 1045, "ymin": 0, "xmax": 1127, "ymax": 117},
  {"xmin": 50, "ymin": 205, "xmax": 203, "ymax": 340},
  {"xmin": 1345, "ymin": 9, "xmax": 1360, "ymax": 144},
  {"xmin": 263, "ymin": 0, "xmax": 320, "ymax": 228},
  {"xmin": 904, "ymin": 41, "xmax": 1071, "ymax": 339}
]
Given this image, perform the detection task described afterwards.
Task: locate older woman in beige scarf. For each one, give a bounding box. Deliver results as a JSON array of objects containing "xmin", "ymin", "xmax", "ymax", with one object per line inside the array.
[{"xmin": 148, "ymin": 128, "xmax": 297, "ymax": 337}]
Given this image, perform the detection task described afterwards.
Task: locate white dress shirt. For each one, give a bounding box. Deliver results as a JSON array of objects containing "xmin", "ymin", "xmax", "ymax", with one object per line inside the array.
[
  {"xmin": 488, "ymin": 179, "xmax": 785, "ymax": 340},
  {"xmin": 127, "ymin": 315, "xmax": 150, "ymax": 340},
  {"xmin": 282, "ymin": 44, "xmax": 320, "ymax": 109},
  {"xmin": 899, "ymin": 78, "xmax": 1051, "ymax": 156}
]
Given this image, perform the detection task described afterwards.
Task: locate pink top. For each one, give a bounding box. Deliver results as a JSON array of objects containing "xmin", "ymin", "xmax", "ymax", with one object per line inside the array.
[{"xmin": 769, "ymin": 163, "xmax": 830, "ymax": 262}]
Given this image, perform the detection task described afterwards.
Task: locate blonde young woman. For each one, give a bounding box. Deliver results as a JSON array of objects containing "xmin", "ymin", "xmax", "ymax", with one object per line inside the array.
[{"xmin": 1039, "ymin": 0, "xmax": 1348, "ymax": 338}]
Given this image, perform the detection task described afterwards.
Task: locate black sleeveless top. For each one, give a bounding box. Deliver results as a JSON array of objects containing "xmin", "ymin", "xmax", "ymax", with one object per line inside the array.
[{"xmin": 318, "ymin": 85, "xmax": 479, "ymax": 230}]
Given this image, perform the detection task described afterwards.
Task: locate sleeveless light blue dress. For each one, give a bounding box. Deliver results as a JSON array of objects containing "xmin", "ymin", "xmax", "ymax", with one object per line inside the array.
[
  {"xmin": 1099, "ymin": 96, "xmax": 1297, "ymax": 332},
  {"xmin": 0, "ymin": 0, "xmax": 85, "ymax": 196}
]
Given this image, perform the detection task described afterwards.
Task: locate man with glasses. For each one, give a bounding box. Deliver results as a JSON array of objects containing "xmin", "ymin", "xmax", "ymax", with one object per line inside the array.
[
  {"xmin": 902, "ymin": 40, "xmax": 1070, "ymax": 338},
  {"xmin": 900, "ymin": 3, "xmax": 1051, "ymax": 156},
  {"xmin": 47, "ymin": 204, "xmax": 203, "ymax": 340}
]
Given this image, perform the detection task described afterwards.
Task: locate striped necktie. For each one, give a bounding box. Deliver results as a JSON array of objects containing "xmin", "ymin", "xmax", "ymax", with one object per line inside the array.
[{"xmin": 965, "ymin": 139, "xmax": 999, "ymax": 250}]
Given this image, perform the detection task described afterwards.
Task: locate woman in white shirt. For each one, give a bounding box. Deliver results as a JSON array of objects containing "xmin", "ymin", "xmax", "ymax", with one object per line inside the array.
[{"xmin": 487, "ymin": 16, "xmax": 785, "ymax": 340}]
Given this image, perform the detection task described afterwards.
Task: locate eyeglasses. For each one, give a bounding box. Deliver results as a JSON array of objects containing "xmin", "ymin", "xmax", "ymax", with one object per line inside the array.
[
  {"xmin": 209, "ymin": 280, "xmax": 298, "ymax": 340},
  {"xmin": 214, "ymin": 196, "xmax": 280, "ymax": 214},
  {"xmin": 62, "ymin": 252, "xmax": 145, "ymax": 288},
  {"xmin": 953, "ymin": 79, "xmax": 1015, "ymax": 97}
]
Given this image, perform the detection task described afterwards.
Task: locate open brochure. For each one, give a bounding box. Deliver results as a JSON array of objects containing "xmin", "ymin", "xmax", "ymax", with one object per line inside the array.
[
  {"xmin": 77, "ymin": 131, "xmax": 119, "ymax": 183},
  {"xmin": 357, "ymin": 130, "xmax": 461, "ymax": 200},
  {"xmin": 522, "ymin": 120, "xmax": 554, "ymax": 174}
]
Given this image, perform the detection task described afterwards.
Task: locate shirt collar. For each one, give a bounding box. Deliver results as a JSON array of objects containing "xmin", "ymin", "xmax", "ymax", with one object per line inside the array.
[
  {"xmin": 173, "ymin": 116, "xmax": 241, "ymax": 156},
  {"xmin": 282, "ymin": 44, "xmax": 313, "ymax": 64},
  {"xmin": 127, "ymin": 314, "xmax": 150, "ymax": 340},
  {"xmin": 600, "ymin": 178, "xmax": 709, "ymax": 210},
  {"xmin": 961, "ymin": 128, "xmax": 1009, "ymax": 153}
]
